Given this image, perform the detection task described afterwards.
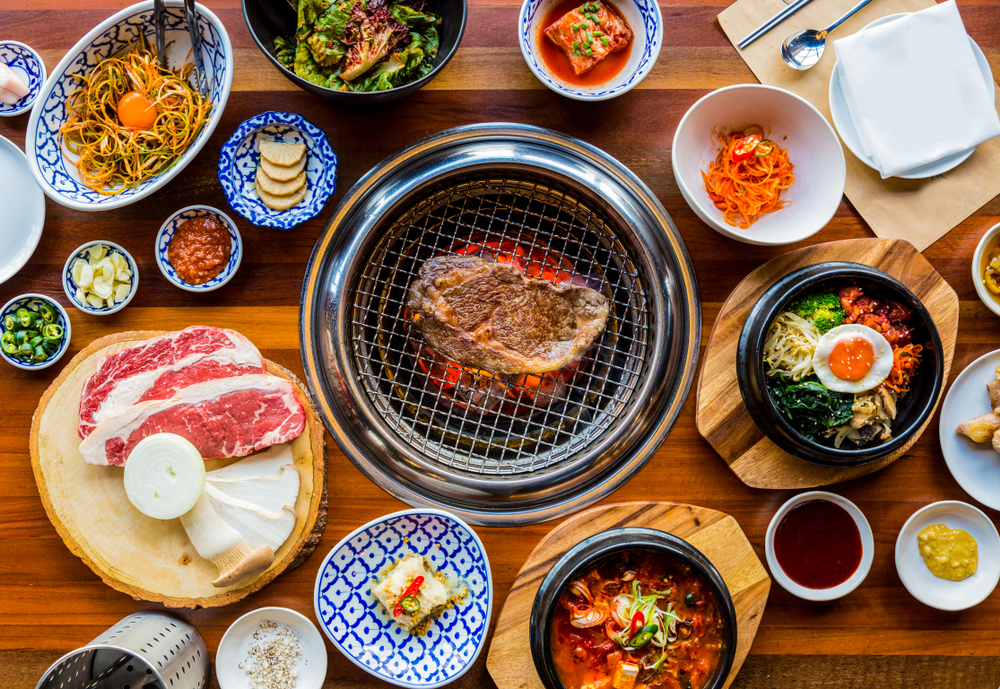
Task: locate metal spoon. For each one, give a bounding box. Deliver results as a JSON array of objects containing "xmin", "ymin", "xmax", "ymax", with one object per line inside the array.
[{"xmin": 780, "ymin": 0, "xmax": 877, "ymax": 70}]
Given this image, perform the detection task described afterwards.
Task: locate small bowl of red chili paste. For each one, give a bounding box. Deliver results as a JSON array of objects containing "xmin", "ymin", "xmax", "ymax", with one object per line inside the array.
[
  {"xmin": 765, "ymin": 491, "xmax": 874, "ymax": 601},
  {"xmin": 156, "ymin": 205, "xmax": 243, "ymax": 292}
]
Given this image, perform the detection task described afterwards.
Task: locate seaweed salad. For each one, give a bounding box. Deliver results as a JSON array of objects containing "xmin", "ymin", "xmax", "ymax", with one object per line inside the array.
[{"xmin": 274, "ymin": 0, "xmax": 441, "ymax": 92}]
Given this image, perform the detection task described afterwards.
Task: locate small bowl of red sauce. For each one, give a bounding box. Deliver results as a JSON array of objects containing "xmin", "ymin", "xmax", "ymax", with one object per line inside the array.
[
  {"xmin": 518, "ymin": 0, "xmax": 661, "ymax": 100},
  {"xmin": 765, "ymin": 491, "xmax": 874, "ymax": 601},
  {"xmin": 155, "ymin": 205, "xmax": 242, "ymax": 293}
]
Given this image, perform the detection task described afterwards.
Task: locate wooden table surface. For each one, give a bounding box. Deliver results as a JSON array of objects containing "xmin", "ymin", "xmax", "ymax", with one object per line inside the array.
[{"xmin": 3, "ymin": 0, "xmax": 1000, "ymax": 687}]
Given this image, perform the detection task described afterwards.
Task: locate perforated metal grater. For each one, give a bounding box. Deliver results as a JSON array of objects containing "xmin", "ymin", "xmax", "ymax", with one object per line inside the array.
[{"xmin": 35, "ymin": 612, "xmax": 208, "ymax": 689}]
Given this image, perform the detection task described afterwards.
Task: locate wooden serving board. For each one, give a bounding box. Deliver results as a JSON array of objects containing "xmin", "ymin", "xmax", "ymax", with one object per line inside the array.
[
  {"xmin": 487, "ymin": 502, "xmax": 770, "ymax": 689},
  {"xmin": 696, "ymin": 238, "xmax": 959, "ymax": 489},
  {"xmin": 28, "ymin": 331, "xmax": 328, "ymax": 609}
]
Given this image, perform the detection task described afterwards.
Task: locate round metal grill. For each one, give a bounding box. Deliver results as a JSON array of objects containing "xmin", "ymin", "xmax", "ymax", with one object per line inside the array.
[
  {"xmin": 351, "ymin": 177, "xmax": 649, "ymax": 475},
  {"xmin": 301, "ymin": 124, "xmax": 700, "ymax": 525}
]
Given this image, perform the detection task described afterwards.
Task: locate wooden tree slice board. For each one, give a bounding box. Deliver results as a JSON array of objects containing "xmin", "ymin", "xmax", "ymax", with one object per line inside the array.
[
  {"xmin": 696, "ymin": 238, "xmax": 959, "ymax": 489},
  {"xmin": 29, "ymin": 331, "xmax": 328, "ymax": 609},
  {"xmin": 487, "ymin": 502, "xmax": 770, "ymax": 689}
]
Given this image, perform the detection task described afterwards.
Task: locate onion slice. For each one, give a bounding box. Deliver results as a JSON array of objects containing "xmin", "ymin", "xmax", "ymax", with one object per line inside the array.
[{"xmin": 123, "ymin": 433, "xmax": 206, "ymax": 519}]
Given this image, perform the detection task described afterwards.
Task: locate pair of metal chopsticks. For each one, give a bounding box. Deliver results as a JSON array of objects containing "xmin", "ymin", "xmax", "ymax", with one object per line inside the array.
[
  {"xmin": 738, "ymin": 0, "xmax": 817, "ymax": 49},
  {"xmin": 152, "ymin": 0, "xmax": 210, "ymax": 96}
]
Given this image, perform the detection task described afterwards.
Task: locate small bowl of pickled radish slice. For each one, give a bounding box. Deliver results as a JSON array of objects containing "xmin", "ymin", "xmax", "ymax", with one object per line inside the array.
[
  {"xmin": 63, "ymin": 240, "xmax": 138, "ymax": 315},
  {"xmin": 973, "ymin": 221, "xmax": 1000, "ymax": 319},
  {"xmin": 0, "ymin": 293, "xmax": 71, "ymax": 370}
]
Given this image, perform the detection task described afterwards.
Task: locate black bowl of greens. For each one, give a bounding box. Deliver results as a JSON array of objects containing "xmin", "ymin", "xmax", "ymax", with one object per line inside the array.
[
  {"xmin": 736, "ymin": 262, "xmax": 944, "ymax": 467},
  {"xmin": 243, "ymin": 0, "xmax": 466, "ymax": 103}
]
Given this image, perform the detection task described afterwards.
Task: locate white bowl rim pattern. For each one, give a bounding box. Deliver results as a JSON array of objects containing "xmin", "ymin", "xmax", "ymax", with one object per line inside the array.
[
  {"xmin": 312, "ymin": 507, "xmax": 493, "ymax": 689},
  {"xmin": 671, "ymin": 83, "xmax": 847, "ymax": 246},
  {"xmin": 894, "ymin": 500, "xmax": 1000, "ymax": 611},
  {"xmin": 765, "ymin": 490, "xmax": 874, "ymax": 601},
  {"xmin": 216, "ymin": 606, "xmax": 328, "ymax": 689},
  {"xmin": 155, "ymin": 204, "xmax": 243, "ymax": 293},
  {"xmin": 972, "ymin": 221, "xmax": 1000, "ymax": 319},
  {"xmin": 62, "ymin": 240, "xmax": 139, "ymax": 315},
  {"xmin": 24, "ymin": 0, "xmax": 233, "ymax": 211},
  {"xmin": 0, "ymin": 292, "xmax": 72, "ymax": 370},
  {"xmin": 517, "ymin": 0, "xmax": 663, "ymax": 101},
  {"xmin": 0, "ymin": 40, "xmax": 47, "ymax": 117}
]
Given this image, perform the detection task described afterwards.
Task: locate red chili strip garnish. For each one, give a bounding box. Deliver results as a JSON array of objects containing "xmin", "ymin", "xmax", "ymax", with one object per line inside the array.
[
  {"xmin": 629, "ymin": 610, "xmax": 644, "ymax": 637},
  {"xmin": 731, "ymin": 134, "xmax": 761, "ymax": 162},
  {"xmin": 393, "ymin": 576, "xmax": 425, "ymax": 617}
]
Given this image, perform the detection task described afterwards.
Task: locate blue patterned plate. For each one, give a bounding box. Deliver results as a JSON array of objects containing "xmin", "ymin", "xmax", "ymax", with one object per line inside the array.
[
  {"xmin": 25, "ymin": 1, "xmax": 233, "ymax": 210},
  {"xmin": 0, "ymin": 293, "xmax": 71, "ymax": 370},
  {"xmin": 0, "ymin": 41, "xmax": 46, "ymax": 117},
  {"xmin": 518, "ymin": 0, "xmax": 662, "ymax": 100},
  {"xmin": 314, "ymin": 509, "xmax": 492, "ymax": 688},
  {"xmin": 155, "ymin": 205, "xmax": 242, "ymax": 292},
  {"xmin": 62, "ymin": 240, "xmax": 139, "ymax": 315},
  {"xmin": 218, "ymin": 111, "xmax": 337, "ymax": 230}
]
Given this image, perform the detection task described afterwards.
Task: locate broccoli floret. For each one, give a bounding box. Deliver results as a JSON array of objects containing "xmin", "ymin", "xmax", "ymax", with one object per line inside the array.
[
  {"xmin": 812, "ymin": 307, "xmax": 845, "ymax": 333},
  {"xmin": 791, "ymin": 292, "xmax": 845, "ymax": 334}
]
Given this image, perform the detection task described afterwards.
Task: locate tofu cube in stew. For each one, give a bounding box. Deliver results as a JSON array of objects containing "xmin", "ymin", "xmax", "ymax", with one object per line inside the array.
[
  {"xmin": 544, "ymin": 1, "xmax": 633, "ymax": 75},
  {"xmin": 610, "ymin": 659, "xmax": 639, "ymax": 689}
]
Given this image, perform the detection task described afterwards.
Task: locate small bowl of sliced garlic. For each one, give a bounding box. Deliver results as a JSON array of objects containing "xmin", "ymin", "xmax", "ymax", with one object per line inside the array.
[{"xmin": 62, "ymin": 241, "xmax": 138, "ymax": 315}]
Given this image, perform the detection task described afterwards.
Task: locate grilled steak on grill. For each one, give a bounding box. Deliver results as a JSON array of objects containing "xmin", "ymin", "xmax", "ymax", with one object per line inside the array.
[{"xmin": 407, "ymin": 255, "xmax": 609, "ymax": 375}]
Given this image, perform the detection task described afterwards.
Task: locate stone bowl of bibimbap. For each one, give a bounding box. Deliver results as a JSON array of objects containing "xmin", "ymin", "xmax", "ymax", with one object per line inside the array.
[{"xmin": 737, "ymin": 262, "xmax": 944, "ymax": 467}]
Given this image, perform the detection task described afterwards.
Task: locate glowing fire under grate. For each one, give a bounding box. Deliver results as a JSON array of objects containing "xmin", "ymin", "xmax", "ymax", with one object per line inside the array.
[{"xmin": 350, "ymin": 178, "xmax": 651, "ymax": 475}]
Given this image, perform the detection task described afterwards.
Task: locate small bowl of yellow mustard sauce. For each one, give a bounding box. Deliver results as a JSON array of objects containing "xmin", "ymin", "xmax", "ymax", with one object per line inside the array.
[
  {"xmin": 895, "ymin": 500, "xmax": 1000, "ymax": 610},
  {"xmin": 972, "ymin": 221, "xmax": 1000, "ymax": 318}
]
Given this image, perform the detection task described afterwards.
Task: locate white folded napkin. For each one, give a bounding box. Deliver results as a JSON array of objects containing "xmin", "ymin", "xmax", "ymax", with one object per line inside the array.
[{"xmin": 833, "ymin": 0, "xmax": 1000, "ymax": 178}]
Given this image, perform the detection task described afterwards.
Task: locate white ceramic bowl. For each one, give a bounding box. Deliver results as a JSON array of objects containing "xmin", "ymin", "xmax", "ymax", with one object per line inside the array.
[
  {"xmin": 62, "ymin": 240, "xmax": 139, "ymax": 315},
  {"xmin": 765, "ymin": 490, "xmax": 874, "ymax": 601},
  {"xmin": 155, "ymin": 205, "xmax": 242, "ymax": 292},
  {"xmin": 895, "ymin": 501, "xmax": 1000, "ymax": 611},
  {"xmin": 672, "ymin": 84, "xmax": 846, "ymax": 245},
  {"xmin": 216, "ymin": 606, "xmax": 327, "ymax": 689},
  {"xmin": 25, "ymin": 0, "xmax": 233, "ymax": 211},
  {"xmin": 939, "ymin": 348, "xmax": 1000, "ymax": 510},
  {"xmin": 0, "ymin": 294, "xmax": 71, "ymax": 370},
  {"xmin": 972, "ymin": 221, "xmax": 1000, "ymax": 319},
  {"xmin": 518, "ymin": 0, "xmax": 662, "ymax": 100}
]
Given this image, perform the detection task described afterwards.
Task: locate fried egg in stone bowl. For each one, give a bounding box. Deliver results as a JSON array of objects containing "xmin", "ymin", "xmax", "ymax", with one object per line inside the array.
[{"xmin": 736, "ymin": 262, "xmax": 944, "ymax": 467}]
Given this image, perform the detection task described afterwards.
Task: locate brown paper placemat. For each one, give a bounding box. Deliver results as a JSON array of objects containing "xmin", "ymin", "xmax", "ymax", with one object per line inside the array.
[{"xmin": 717, "ymin": 0, "xmax": 1000, "ymax": 251}]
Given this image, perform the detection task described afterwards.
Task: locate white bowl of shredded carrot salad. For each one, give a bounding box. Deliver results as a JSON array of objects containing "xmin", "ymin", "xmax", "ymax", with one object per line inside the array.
[
  {"xmin": 25, "ymin": 1, "xmax": 232, "ymax": 211},
  {"xmin": 672, "ymin": 84, "xmax": 846, "ymax": 246}
]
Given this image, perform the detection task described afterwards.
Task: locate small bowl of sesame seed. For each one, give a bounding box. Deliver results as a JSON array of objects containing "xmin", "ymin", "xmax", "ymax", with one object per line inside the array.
[{"xmin": 216, "ymin": 606, "xmax": 328, "ymax": 689}]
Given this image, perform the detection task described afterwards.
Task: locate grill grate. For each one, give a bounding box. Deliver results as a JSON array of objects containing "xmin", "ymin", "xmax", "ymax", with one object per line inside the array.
[{"xmin": 350, "ymin": 177, "xmax": 652, "ymax": 475}]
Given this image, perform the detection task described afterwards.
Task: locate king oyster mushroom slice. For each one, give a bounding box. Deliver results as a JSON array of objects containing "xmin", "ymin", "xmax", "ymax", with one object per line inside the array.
[{"xmin": 179, "ymin": 444, "xmax": 301, "ymax": 587}]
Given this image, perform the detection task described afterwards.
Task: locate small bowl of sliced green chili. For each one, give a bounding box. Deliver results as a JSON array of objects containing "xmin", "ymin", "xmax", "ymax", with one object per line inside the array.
[{"xmin": 0, "ymin": 293, "xmax": 71, "ymax": 370}]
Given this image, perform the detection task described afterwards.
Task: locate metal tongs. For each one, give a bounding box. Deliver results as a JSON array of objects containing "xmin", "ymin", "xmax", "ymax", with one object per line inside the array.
[{"xmin": 152, "ymin": 0, "xmax": 210, "ymax": 97}]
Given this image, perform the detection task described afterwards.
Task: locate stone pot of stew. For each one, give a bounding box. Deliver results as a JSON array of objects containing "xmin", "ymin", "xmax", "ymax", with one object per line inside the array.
[
  {"xmin": 529, "ymin": 527, "xmax": 737, "ymax": 689},
  {"xmin": 736, "ymin": 262, "xmax": 944, "ymax": 468}
]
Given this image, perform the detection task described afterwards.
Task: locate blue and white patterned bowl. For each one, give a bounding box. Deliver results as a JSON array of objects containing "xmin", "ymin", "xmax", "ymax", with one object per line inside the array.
[
  {"xmin": 218, "ymin": 111, "xmax": 338, "ymax": 230},
  {"xmin": 314, "ymin": 509, "xmax": 492, "ymax": 689},
  {"xmin": 518, "ymin": 0, "xmax": 661, "ymax": 100},
  {"xmin": 155, "ymin": 205, "xmax": 242, "ymax": 292},
  {"xmin": 25, "ymin": 0, "xmax": 233, "ymax": 211},
  {"xmin": 0, "ymin": 293, "xmax": 71, "ymax": 370},
  {"xmin": 62, "ymin": 240, "xmax": 139, "ymax": 315},
  {"xmin": 0, "ymin": 41, "xmax": 46, "ymax": 117}
]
